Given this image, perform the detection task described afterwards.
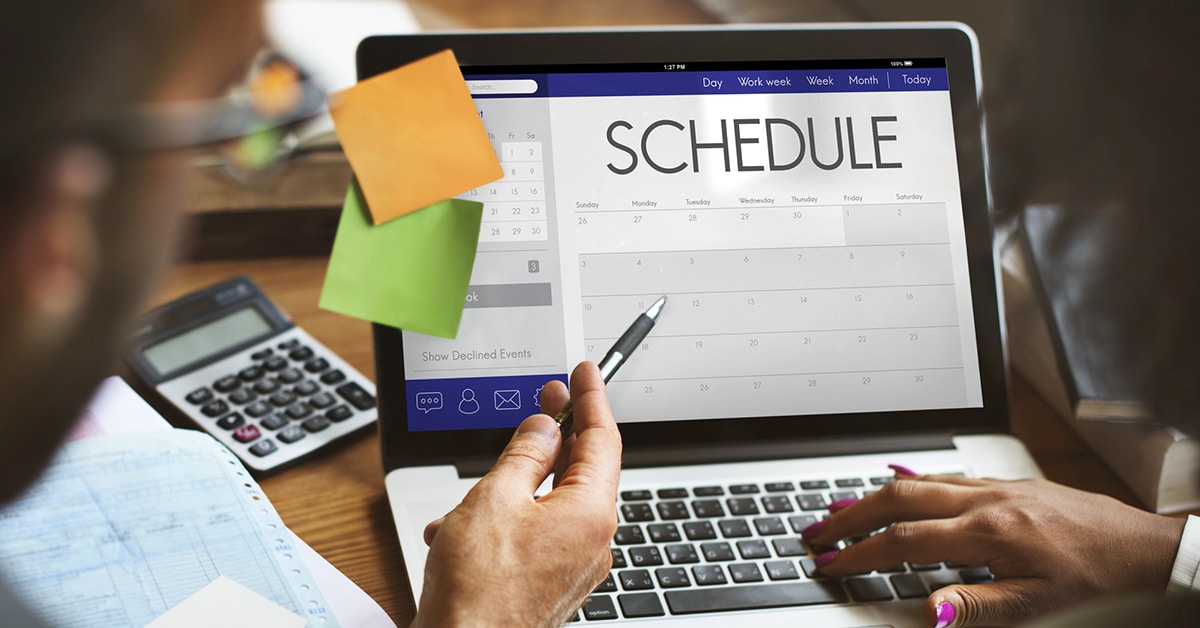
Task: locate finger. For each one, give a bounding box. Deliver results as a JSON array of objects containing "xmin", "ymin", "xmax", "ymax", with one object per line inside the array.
[
  {"xmin": 925, "ymin": 580, "xmax": 1049, "ymax": 627},
  {"xmin": 539, "ymin": 379, "xmax": 570, "ymax": 417},
  {"xmin": 475, "ymin": 413, "xmax": 561, "ymax": 500},
  {"xmin": 546, "ymin": 362, "xmax": 622, "ymax": 503},
  {"xmin": 804, "ymin": 479, "xmax": 978, "ymax": 546},
  {"xmin": 814, "ymin": 517, "xmax": 990, "ymax": 577},
  {"xmin": 423, "ymin": 516, "xmax": 446, "ymax": 546}
]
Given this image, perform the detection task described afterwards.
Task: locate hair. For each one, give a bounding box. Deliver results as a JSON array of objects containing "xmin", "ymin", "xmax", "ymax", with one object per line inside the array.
[{"xmin": 987, "ymin": 1, "xmax": 1200, "ymax": 432}]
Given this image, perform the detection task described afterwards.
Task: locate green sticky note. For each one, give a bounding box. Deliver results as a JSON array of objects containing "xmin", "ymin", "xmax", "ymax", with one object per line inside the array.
[{"xmin": 319, "ymin": 180, "xmax": 482, "ymax": 338}]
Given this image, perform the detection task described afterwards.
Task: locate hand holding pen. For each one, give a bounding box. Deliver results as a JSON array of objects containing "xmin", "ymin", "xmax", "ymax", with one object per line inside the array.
[{"xmin": 555, "ymin": 296, "xmax": 666, "ymax": 437}]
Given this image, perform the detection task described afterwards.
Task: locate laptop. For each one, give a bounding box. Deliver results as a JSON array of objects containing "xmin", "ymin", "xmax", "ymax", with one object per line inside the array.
[{"xmin": 366, "ymin": 24, "xmax": 1042, "ymax": 626}]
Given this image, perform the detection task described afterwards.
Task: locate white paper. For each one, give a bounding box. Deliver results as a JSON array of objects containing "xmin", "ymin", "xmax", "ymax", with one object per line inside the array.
[{"xmin": 147, "ymin": 576, "xmax": 306, "ymax": 628}]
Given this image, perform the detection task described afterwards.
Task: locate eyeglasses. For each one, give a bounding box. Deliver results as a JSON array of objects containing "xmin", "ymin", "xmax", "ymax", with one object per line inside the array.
[{"xmin": 115, "ymin": 49, "xmax": 326, "ymax": 181}]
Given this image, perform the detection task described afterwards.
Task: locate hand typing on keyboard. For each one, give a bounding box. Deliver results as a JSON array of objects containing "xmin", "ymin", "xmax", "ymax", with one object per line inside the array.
[
  {"xmin": 413, "ymin": 362, "xmax": 622, "ymax": 627},
  {"xmin": 804, "ymin": 468, "xmax": 1186, "ymax": 628}
]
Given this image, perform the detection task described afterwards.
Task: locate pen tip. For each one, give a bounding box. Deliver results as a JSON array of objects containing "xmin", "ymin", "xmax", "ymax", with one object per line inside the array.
[{"xmin": 646, "ymin": 295, "xmax": 667, "ymax": 318}]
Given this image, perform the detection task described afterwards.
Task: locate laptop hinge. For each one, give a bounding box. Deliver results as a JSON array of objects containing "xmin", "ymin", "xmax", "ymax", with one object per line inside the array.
[{"xmin": 453, "ymin": 432, "xmax": 955, "ymax": 478}]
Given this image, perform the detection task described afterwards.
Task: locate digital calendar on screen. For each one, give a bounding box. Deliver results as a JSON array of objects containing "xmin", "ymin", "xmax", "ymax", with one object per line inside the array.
[{"xmin": 401, "ymin": 62, "xmax": 983, "ymax": 431}]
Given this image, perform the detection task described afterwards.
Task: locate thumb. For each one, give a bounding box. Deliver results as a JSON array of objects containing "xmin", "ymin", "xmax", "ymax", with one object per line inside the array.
[
  {"xmin": 926, "ymin": 580, "xmax": 1047, "ymax": 627},
  {"xmin": 478, "ymin": 414, "xmax": 561, "ymax": 498}
]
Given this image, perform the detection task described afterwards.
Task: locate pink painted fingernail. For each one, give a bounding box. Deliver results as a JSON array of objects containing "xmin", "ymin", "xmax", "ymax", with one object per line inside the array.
[
  {"xmin": 827, "ymin": 498, "xmax": 858, "ymax": 513},
  {"xmin": 800, "ymin": 519, "xmax": 826, "ymax": 541},
  {"xmin": 889, "ymin": 463, "xmax": 918, "ymax": 477},
  {"xmin": 933, "ymin": 601, "xmax": 955, "ymax": 628},
  {"xmin": 814, "ymin": 551, "xmax": 838, "ymax": 569}
]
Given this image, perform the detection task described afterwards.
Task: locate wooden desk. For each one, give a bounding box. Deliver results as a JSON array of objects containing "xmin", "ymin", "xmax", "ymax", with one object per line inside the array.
[{"xmin": 150, "ymin": 256, "xmax": 1150, "ymax": 626}]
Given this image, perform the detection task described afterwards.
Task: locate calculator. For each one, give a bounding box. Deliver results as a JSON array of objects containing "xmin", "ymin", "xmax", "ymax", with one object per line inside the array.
[{"xmin": 124, "ymin": 276, "xmax": 377, "ymax": 473}]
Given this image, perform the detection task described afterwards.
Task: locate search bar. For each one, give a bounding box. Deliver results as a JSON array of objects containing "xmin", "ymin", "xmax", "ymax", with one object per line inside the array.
[{"xmin": 465, "ymin": 79, "xmax": 539, "ymax": 95}]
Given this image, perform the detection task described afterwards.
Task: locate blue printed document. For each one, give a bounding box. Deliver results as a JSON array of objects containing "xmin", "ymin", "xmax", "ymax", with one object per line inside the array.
[{"xmin": 0, "ymin": 430, "xmax": 339, "ymax": 627}]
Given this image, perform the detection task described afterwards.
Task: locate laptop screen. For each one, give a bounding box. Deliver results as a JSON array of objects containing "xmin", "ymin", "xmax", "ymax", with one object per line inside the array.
[{"xmin": 397, "ymin": 57, "xmax": 983, "ymax": 433}]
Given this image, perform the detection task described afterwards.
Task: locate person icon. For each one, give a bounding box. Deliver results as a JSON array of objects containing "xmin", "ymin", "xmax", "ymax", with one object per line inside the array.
[{"xmin": 459, "ymin": 389, "xmax": 480, "ymax": 415}]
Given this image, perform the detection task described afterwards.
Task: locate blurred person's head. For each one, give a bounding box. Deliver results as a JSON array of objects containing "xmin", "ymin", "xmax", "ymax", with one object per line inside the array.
[
  {"xmin": 0, "ymin": 0, "xmax": 264, "ymax": 503},
  {"xmin": 988, "ymin": 1, "xmax": 1200, "ymax": 432}
]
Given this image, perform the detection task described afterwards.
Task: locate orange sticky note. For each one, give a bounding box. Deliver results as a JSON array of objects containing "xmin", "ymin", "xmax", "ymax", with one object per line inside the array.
[{"xmin": 329, "ymin": 49, "xmax": 501, "ymax": 225}]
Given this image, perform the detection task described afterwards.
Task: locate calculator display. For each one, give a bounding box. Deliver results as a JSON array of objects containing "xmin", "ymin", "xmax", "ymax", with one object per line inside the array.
[{"xmin": 144, "ymin": 306, "xmax": 273, "ymax": 375}]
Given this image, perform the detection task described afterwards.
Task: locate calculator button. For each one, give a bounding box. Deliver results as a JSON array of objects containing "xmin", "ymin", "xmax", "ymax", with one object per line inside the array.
[
  {"xmin": 277, "ymin": 368, "xmax": 302, "ymax": 383},
  {"xmin": 245, "ymin": 401, "xmax": 272, "ymax": 418},
  {"xmin": 288, "ymin": 346, "xmax": 314, "ymax": 362},
  {"xmin": 261, "ymin": 414, "xmax": 289, "ymax": 430},
  {"xmin": 286, "ymin": 402, "xmax": 313, "ymax": 419},
  {"xmin": 335, "ymin": 382, "xmax": 376, "ymax": 411},
  {"xmin": 213, "ymin": 376, "xmax": 240, "ymax": 393},
  {"xmin": 320, "ymin": 369, "xmax": 346, "ymax": 385},
  {"xmin": 232, "ymin": 424, "xmax": 261, "ymax": 443},
  {"xmin": 278, "ymin": 426, "xmax": 306, "ymax": 443},
  {"xmin": 228, "ymin": 388, "xmax": 256, "ymax": 405},
  {"xmin": 264, "ymin": 356, "xmax": 288, "ymax": 371},
  {"xmin": 301, "ymin": 358, "xmax": 328, "ymax": 374},
  {"xmin": 238, "ymin": 366, "xmax": 264, "ymax": 382},
  {"xmin": 326, "ymin": 405, "xmax": 353, "ymax": 422},
  {"xmin": 248, "ymin": 439, "xmax": 277, "ymax": 457},
  {"xmin": 185, "ymin": 387, "xmax": 214, "ymax": 405},
  {"xmin": 269, "ymin": 391, "xmax": 297, "ymax": 407},
  {"xmin": 278, "ymin": 338, "xmax": 301, "ymax": 350},
  {"xmin": 294, "ymin": 380, "xmax": 319, "ymax": 396},
  {"xmin": 309, "ymin": 392, "xmax": 335, "ymax": 409},
  {"xmin": 201, "ymin": 399, "xmax": 229, "ymax": 417},
  {"xmin": 302, "ymin": 416, "xmax": 331, "ymax": 433},
  {"xmin": 250, "ymin": 348, "xmax": 274, "ymax": 361},
  {"xmin": 216, "ymin": 413, "xmax": 245, "ymax": 430},
  {"xmin": 254, "ymin": 379, "xmax": 280, "ymax": 394}
]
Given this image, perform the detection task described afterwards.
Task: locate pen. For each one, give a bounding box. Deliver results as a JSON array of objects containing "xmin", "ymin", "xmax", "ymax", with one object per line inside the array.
[{"xmin": 555, "ymin": 296, "xmax": 667, "ymax": 437}]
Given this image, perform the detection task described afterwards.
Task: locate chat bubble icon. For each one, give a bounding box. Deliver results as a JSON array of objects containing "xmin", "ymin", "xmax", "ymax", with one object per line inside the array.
[{"xmin": 416, "ymin": 391, "xmax": 443, "ymax": 414}]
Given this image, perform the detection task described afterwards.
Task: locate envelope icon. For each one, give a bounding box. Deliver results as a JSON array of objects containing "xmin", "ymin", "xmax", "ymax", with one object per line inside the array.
[{"xmin": 493, "ymin": 389, "xmax": 522, "ymax": 411}]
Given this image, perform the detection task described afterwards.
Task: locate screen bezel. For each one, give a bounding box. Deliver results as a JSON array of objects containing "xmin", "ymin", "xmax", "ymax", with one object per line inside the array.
[{"xmin": 363, "ymin": 26, "xmax": 1008, "ymax": 470}]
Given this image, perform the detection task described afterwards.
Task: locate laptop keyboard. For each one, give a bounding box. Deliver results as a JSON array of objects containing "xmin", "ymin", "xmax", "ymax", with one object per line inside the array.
[{"xmin": 572, "ymin": 474, "xmax": 993, "ymax": 621}]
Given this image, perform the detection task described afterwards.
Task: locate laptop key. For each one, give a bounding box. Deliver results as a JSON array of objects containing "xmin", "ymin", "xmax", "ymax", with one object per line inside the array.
[
  {"xmin": 727, "ymin": 497, "xmax": 760, "ymax": 516},
  {"xmin": 656, "ymin": 501, "xmax": 689, "ymax": 520},
  {"xmin": 665, "ymin": 544, "xmax": 700, "ymax": 564},
  {"xmin": 690, "ymin": 565, "xmax": 727, "ymax": 586},
  {"xmin": 960, "ymin": 567, "xmax": 994, "ymax": 584},
  {"xmin": 800, "ymin": 480, "xmax": 830, "ymax": 490},
  {"xmin": 647, "ymin": 523, "xmax": 681, "ymax": 543},
  {"xmin": 693, "ymin": 486, "xmax": 725, "ymax": 496},
  {"xmin": 613, "ymin": 525, "xmax": 645, "ymax": 546},
  {"xmin": 799, "ymin": 558, "xmax": 821, "ymax": 578},
  {"xmin": 621, "ymin": 490, "xmax": 653, "ymax": 501},
  {"xmin": 700, "ymin": 542, "xmax": 735, "ymax": 561},
  {"xmin": 909, "ymin": 562, "xmax": 942, "ymax": 571},
  {"xmin": 835, "ymin": 478, "xmax": 865, "ymax": 488},
  {"xmin": 691, "ymin": 500, "xmax": 725, "ymax": 518},
  {"xmin": 736, "ymin": 539, "xmax": 771, "ymax": 559},
  {"xmin": 765, "ymin": 481, "xmax": 795, "ymax": 492},
  {"xmin": 788, "ymin": 514, "xmax": 818, "ymax": 533},
  {"xmin": 730, "ymin": 563, "xmax": 764, "ymax": 583},
  {"xmin": 761, "ymin": 495, "xmax": 794, "ymax": 513},
  {"xmin": 797, "ymin": 493, "xmax": 828, "ymax": 511},
  {"xmin": 876, "ymin": 564, "xmax": 907, "ymax": 573},
  {"xmin": 665, "ymin": 581, "xmax": 848, "ymax": 614},
  {"xmin": 846, "ymin": 576, "xmax": 895, "ymax": 602},
  {"xmin": 655, "ymin": 567, "xmax": 691, "ymax": 588},
  {"xmin": 729, "ymin": 483, "xmax": 760, "ymax": 494},
  {"xmin": 683, "ymin": 521, "xmax": 717, "ymax": 540},
  {"xmin": 610, "ymin": 548, "xmax": 627, "ymax": 569},
  {"xmin": 765, "ymin": 560, "xmax": 800, "ymax": 580},
  {"xmin": 891, "ymin": 573, "xmax": 928, "ymax": 599},
  {"xmin": 869, "ymin": 476, "xmax": 894, "ymax": 486},
  {"xmin": 618, "ymin": 592, "xmax": 665, "ymax": 618},
  {"xmin": 628, "ymin": 546, "xmax": 663, "ymax": 567},
  {"xmin": 718, "ymin": 519, "xmax": 752, "ymax": 538},
  {"xmin": 772, "ymin": 538, "xmax": 806, "ymax": 557},
  {"xmin": 582, "ymin": 595, "xmax": 618, "ymax": 620},
  {"xmin": 618, "ymin": 569, "xmax": 654, "ymax": 591},
  {"xmin": 621, "ymin": 503, "xmax": 655, "ymax": 523},
  {"xmin": 657, "ymin": 488, "xmax": 689, "ymax": 499},
  {"xmin": 754, "ymin": 517, "xmax": 787, "ymax": 536},
  {"xmin": 829, "ymin": 490, "xmax": 858, "ymax": 503},
  {"xmin": 594, "ymin": 574, "xmax": 617, "ymax": 593}
]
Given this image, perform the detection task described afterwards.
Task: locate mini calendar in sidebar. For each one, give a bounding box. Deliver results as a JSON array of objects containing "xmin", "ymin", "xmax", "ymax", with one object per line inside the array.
[
  {"xmin": 124, "ymin": 276, "xmax": 377, "ymax": 473},
  {"xmin": 460, "ymin": 140, "xmax": 549, "ymax": 243}
]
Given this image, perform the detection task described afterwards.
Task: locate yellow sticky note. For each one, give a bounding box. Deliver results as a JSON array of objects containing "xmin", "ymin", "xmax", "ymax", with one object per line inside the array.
[
  {"xmin": 319, "ymin": 180, "xmax": 483, "ymax": 339},
  {"xmin": 329, "ymin": 49, "xmax": 501, "ymax": 225}
]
